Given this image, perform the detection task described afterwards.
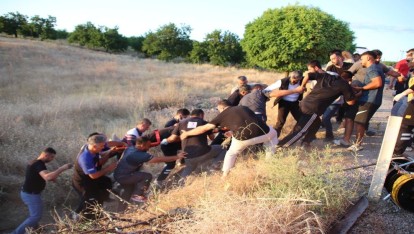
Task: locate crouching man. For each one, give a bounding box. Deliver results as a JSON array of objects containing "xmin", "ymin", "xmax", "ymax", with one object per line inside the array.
[
  {"xmin": 180, "ymin": 100, "xmax": 278, "ymax": 177},
  {"xmin": 72, "ymin": 134, "xmax": 118, "ymax": 219},
  {"xmin": 114, "ymin": 136, "xmax": 186, "ymax": 212}
]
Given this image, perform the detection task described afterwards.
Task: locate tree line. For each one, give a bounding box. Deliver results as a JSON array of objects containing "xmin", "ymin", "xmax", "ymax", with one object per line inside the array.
[{"xmin": 0, "ymin": 5, "xmax": 356, "ymax": 71}]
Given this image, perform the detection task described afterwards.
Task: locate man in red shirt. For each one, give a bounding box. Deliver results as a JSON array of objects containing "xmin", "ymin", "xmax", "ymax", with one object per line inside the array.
[{"xmin": 392, "ymin": 49, "xmax": 414, "ymax": 95}]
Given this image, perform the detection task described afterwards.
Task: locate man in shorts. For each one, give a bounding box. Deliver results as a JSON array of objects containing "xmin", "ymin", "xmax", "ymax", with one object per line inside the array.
[{"xmin": 349, "ymin": 51, "xmax": 386, "ymax": 151}]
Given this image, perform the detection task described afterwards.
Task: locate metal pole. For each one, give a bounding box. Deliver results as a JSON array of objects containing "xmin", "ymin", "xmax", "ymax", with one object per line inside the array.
[{"xmin": 368, "ymin": 116, "xmax": 403, "ymax": 201}]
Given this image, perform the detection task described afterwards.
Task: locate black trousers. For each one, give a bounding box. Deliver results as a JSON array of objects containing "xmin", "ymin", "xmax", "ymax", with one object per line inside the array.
[
  {"xmin": 73, "ymin": 176, "xmax": 112, "ymax": 218},
  {"xmin": 278, "ymin": 113, "xmax": 321, "ymax": 147},
  {"xmin": 394, "ymin": 124, "xmax": 414, "ymax": 155},
  {"xmin": 275, "ymin": 100, "xmax": 302, "ymax": 136}
]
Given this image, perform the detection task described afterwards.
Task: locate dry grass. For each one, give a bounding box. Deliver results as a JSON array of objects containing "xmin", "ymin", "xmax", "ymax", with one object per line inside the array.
[
  {"xmin": 0, "ymin": 36, "xmax": 361, "ymax": 233},
  {"xmin": 50, "ymin": 150, "xmax": 361, "ymax": 233}
]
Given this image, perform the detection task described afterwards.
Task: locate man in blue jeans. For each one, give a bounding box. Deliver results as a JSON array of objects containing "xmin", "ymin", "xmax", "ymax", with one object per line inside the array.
[{"xmin": 13, "ymin": 148, "xmax": 72, "ymax": 234}]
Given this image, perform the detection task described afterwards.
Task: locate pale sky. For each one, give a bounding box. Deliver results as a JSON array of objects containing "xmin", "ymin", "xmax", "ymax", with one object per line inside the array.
[{"xmin": 2, "ymin": 0, "xmax": 413, "ymax": 61}]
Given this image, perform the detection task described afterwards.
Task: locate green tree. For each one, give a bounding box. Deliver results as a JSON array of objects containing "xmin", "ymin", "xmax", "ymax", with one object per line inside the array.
[
  {"xmin": 241, "ymin": 5, "xmax": 355, "ymax": 72},
  {"xmin": 40, "ymin": 16, "xmax": 57, "ymax": 40},
  {"xmin": 189, "ymin": 40, "xmax": 209, "ymax": 64},
  {"xmin": 101, "ymin": 27, "xmax": 128, "ymax": 52},
  {"xmin": 141, "ymin": 23, "xmax": 193, "ymax": 61},
  {"xmin": 204, "ymin": 30, "xmax": 244, "ymax": 66},
  {"xmin": 68, "ymin": 22, "xmax": 101, "ymax": 48},
  {"xmin": 55, "ymin": 29, "xmax": 69, "ymax": 39},
  {"xmin": 0, "ymin": 12, "xmax": 28, "ymax": 37},
  {"xmin": 128, "ymin": 36, "xmax": 145, "ymax": 53}
]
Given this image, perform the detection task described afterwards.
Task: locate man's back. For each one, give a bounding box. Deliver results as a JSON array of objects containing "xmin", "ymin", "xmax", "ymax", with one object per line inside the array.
[
  {"xmin": 173, "ymin": 117, "xmax": 211, "ymax": 158},
  {"xmin": 301, "ymin": 73, "xmax": 354, "ymax": 115},
  {"xmin": 209, "ymin": 106, "xmax": 269, "ymax": 140},
  {"xmin": 114, "ymin": 147, "xmax": 153, "ymax": 178}
]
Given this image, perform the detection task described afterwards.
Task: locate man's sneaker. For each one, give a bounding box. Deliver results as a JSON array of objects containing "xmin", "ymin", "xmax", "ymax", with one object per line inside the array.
[
  {"xmin": 131, "ymin": 195, "xmax": 148, "ymax": 203},
  {"xmin": 333, "ymin": 139, "xmax": 351, "ymax": 147},
  {"xmin": 365, "ymin": 130, "xmax": 376, "ymax": 136},
  {"xmin": 347, "ymin": 144, "xmax": 364, "ymax": 152}
]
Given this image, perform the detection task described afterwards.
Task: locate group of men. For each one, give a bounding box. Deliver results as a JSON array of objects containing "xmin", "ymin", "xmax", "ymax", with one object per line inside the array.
[{"xmin": 14, "ymin": 48, "xmax": 414, "ymax": 233}]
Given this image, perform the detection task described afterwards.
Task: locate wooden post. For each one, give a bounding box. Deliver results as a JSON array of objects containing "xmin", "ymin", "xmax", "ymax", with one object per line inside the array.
[{"xmin": 368, "ymin": 116, "xmax": 403, "ymax": 201}]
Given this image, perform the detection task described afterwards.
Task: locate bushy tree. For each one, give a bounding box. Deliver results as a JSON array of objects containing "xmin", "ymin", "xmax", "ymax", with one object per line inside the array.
[
  {"xmin": 204, "ymin": 30, "xmax": 244, "ymax": 66},
  {"xmin": 241, "ymin": 5, "xmax": 355, "ymax": 72},
  {"xmin": 0, "ymin": 12, "xmax": 57, "ymax": 39},
  {"xmin": 101, "ymin": 27, "xmax": 128, "ymax": 52},
  {"xmin": 0, "ymin": 12, "xmax": 28, "ymax": 37},
  {"xmin": 128, "ymin": 36, "xmax": 145, "ymax": 53},
  {"xmin": 189, "ymin": 40, "xmax": 209, "ymax": 64},
  {"xmin": 141, "ymin": 23, "xmax": 193, "ymax": 61},
  {"xmin": 55, "ymin": 29, "xmax": 69, "ymax": 39},
  {"xmin": 68, "ymin": 22, "xmax": 128, "ymax": 52},
  {"xmin": 68, "ymin": 22, "xmax": 102, "ymax": 48},
  {"xmin": 22, "ymin": 15, "xmax": 57, "ymax": 39}
]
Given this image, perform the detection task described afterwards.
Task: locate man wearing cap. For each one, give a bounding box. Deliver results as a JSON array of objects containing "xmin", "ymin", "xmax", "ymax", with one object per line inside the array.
[
  {"xmin": 13, "ymin": 148, "xmax": 72, "ymax": 234},
  {"xmin": 263, "ymin": 70, "xmax": 305, "ymax": 136},
  {"xmin": 393, "ymin": 49, "xmax": 414, "ymax": 98}
]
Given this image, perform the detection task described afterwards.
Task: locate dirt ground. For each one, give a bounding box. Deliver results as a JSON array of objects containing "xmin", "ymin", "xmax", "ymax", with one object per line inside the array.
[{"xmin": 2, "ymin": 88, "xmax": 414, "ymax": 234}]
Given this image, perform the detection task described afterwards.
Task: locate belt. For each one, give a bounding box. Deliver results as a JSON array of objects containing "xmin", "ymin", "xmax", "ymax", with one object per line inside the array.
[{"xmin": 22, "ymin": 189, "xmax": 41, "ymax": 194}]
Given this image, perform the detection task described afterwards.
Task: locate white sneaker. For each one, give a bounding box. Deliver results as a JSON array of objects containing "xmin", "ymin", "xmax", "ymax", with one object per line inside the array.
[
  {"xmin": 347, "ymin": 144, "xmax": 364, "ymax": 152},
  {"xmin": 406, "ymin": 147, "xmax": 413, "ymax": 152}
]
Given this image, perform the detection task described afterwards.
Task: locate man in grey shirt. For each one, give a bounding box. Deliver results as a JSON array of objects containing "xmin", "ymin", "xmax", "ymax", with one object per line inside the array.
[{"xmin": 239, "ymin": 84, "xmax": 268, "ymax": 122}]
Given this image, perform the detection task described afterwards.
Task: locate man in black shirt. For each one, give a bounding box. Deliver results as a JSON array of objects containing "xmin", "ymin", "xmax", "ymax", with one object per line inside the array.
[
  {"xmin": 154, "ymin": 108, "xmax": 190, "ymax": 186},
  {"xmin": 164, "ymin": 108, "xmax": 190, "ymax": 128},
  {"xmin": 393, "ymin": 84, "xmax": 414, "ymax": 155},
  {"xmin": 164, "ymin": 109, "xmax": 226, "ymax": 181},
  {"xmin": 326, "ymin": 50, "xmax": 353, "ymax": 75},
  {"xmin": 228, "ymin": 84, "xmax": 251, "ymax": 106},
  {"xmin": 277, "ymin": 60, "xmax": 356, "ymax": 148},
  {"xmin": 13, "ymin": 148, "xmax": 72, "ymax": 234},
  {"xmin": 180, "ymin": 101, "xmax": 278, "ymax": 177}
]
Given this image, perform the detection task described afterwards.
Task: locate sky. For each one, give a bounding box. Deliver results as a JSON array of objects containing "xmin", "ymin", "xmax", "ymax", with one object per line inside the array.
[{"xmin": 2, "ymin": 0, "xmax": 413, "ymax": 61}]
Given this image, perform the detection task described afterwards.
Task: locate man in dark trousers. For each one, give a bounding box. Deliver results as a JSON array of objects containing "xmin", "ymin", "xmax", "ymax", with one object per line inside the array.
[
  {"xmin": 72, "ymin": 134, "xmax": 118, "ymax": 219},
  {"xmin": 154, "ymin": 108, "xmax": 190, "ymax": 187},
  {"xmin": 264, "ymin": 70, "xmax": 305, "ymax": 135},
  {"xmin": 13, "ymin": 148, "xmax": 72, "ymax": 234},
  {"xmin": 277, "ymin": 60, "xmax": 356, "ymax": 148},
  {"xmin": 180, "ymin": 101, "xmax": 278, "ymax": 177},
  {"xmin": 163, "ymin": 109, "xmax": 226, "ymax": 182}
]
